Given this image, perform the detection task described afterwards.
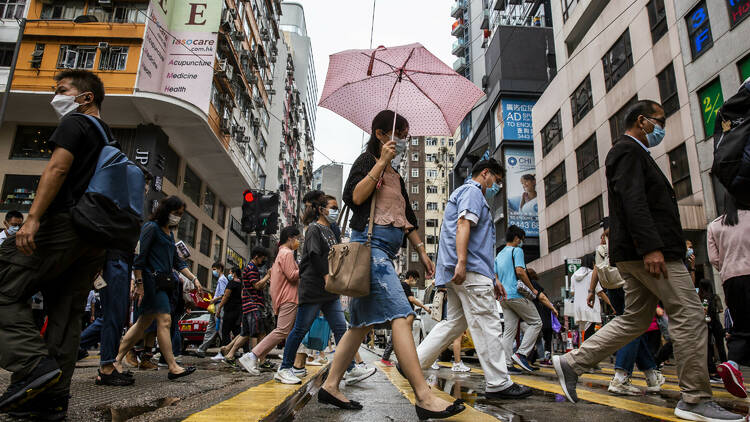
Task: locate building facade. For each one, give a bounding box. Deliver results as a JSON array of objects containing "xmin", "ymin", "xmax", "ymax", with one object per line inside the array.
[{"xmin": 312, "ymin": 163, "xmax": 343, "ymax": 205}]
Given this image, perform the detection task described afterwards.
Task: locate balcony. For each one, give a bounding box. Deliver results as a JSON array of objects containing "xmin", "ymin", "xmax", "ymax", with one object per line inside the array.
[
  {"xmin": 480, "ymin": 10, "xmax": 490, "ymax": 29},
  {"xmin": 450, "ymin": 0, "xmax": 467, "ymax": 19},
  {"xmin": 451, "ymin": 39, "xmax": 466, "ymax": 56},
  {"xmin": 452, "ymin": 57, "xmax": 467, "ymax": 73},
  {"xmin": 493, "ymin": 0, "xmax": 506, "ymax": 11},
  {"xmin": 451, "ymin": 19, "xmax": 466, "ymax": 37}
]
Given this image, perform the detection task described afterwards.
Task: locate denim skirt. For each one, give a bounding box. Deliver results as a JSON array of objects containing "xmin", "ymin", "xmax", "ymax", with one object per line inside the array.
[{"xmin": 349, "ymin": 224, "xmax": 416, "ymax": 327}]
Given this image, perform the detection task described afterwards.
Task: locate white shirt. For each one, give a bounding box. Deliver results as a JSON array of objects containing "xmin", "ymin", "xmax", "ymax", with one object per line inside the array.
[
  {"xmin": 572, "ymin": 267, "xmax": 602, "ymax": 324},
  {"xmin": 0, "ymin": 230, "xmax": 7, "ymax": 245}
]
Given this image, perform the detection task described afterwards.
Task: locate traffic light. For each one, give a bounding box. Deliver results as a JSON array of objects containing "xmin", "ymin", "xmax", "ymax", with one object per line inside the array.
[
  {"xmin": 241, "ymin": 189, "xmax": 258, "ymax": 232},
  {"xmin": 257, "ymin": 192, "xmax": 280, "ymax": 235}
]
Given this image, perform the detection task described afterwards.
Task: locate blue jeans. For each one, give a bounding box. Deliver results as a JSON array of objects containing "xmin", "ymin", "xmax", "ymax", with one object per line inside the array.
[
  {"xmin": 80, "ymin": 317, "xmax": 103, "ymax": 350},
  {"xmin": 608, "ymin": 287, "xmax": 657, "ymax": 373},
  {"xmin": 280, "ymin": 299, "xmax": 352, "ymax": 370},
  {"xmin": 100, "ymin": 258, "xmax": 131, "ymax": 365}
]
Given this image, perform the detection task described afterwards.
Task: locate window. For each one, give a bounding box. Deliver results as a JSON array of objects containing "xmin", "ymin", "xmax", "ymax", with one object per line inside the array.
[
  {"xmin": 177, "ymin": 211, "xmax": 198, "ymax": 247},
  {"xmin": 570, "ymin": 76, "xmax": 593, "ymax": 125},
  {"xmin": 738, "ymin": 54, "xmax": 750, "ymax": 83},
  {"xmin": 726, "ymin": 0, "xmax": 750, "ymax": 28},
  {"xmin": 575, "ymin": 134, "xmax": 599, "ymax": 182},
  {"xmin": 412, "ymin": 153, "xmax": 419, "ymax": 162},
  {"xmin": 202, "ymin": 187, "xmax": 216, "ymax": 218},
  {"xmin": 698, "ymin": 78, "xmax": 723, "ymax": 138},
  {"xmin": 426, "ymin": 169, "xmax": 438, "ymax": 178},
  {"xmin": 411, "ymin": 168, "xmax": 419, "ymax": 178},
  {"xmin": 411, "ymin": 184, "xmax": 419, "ymax": 194},
  {"xmin": 581, "ymin": 196, "xmax": 603, "ymax": 236},
  {"xmin": 609, "ymin": 96, "xmax": 638, "ymax": 142},
  {"xmin": 427, "ymin": 202, "xmax": 439, "ymax": 211},
  {"xmin": 411, "ymin": 252, "xmax": 419, "ymax": 262},
  {"xmin": 448, "ymin": 138, "xmax": 454, "ymax": 146},
  {"xmin": 426, "ymin": 235, "xmax": 437, "ymax": 244},
  {"xmin": 0, "ymin": 42, "xmax": 14, "ymax": 67},
  {"xmin": 199, "ymin": 224, "xmax": 212, "ymax": 256},
  {"xmin": 164, "ymin": 145, "xmax": 179, "ymax": 185},
  {"xmin": 426, "ymin": 185, "xmax": 438, "ymax": 194},
  {"xmin": 544, "ymin": 162, "xmax": 567, "ymax": 206},
  {"xmin": 412, "ymin": 201, "xmax": 419, "ymax": 210},
  {"xmin": 602, "ymin": 31, "xmax": 633, "ymax": 92},
  {"xmin": 1, "ymin": 174, "xmax": 40, "ymax": 212},
  {"xmin": 57, "ymin": 45, "xmax": 96, "ymax": 69},
  {"xmin": 183, "ymin": 166, "xmax": 202, "ymax": 205},
  {"xmin": 541, "ymin": 110, "xmax": 562, "ymax": 156},
  {"xmin": 197, "ymin": 265, "xmax": 209, "ymax": 288},
  {"xmin": 561, "ymin": 0, "xmax": 578, "ymax": 22},
  {"xmin": 647, "ymin": 0, "xmax": 668, "ymax": 43},
  {"xmin": 10, "ymin": 126, "xmax": 56, "ymax": 159},
  {"xmin": 657, "ymin": 63, "xmax": 679, "ymax": 117},
  {"xmin": 547, "ymin": 216, "xmax": 570, "ymax": 252},
  {"xmin": 668, "ymin": 143, "xmax": 692, "ymax": 200},
  {"xmin": 230, "ymin": 216, "xmax": 247, "ymax": 242},
  {"xmin": 426, "ymin": 218, "xmax": 439, "ymax": 227},
  {"xmin": 411, "ymin": 137, "xmax": 419, "ymax": 146},
  {"xmin": 213, "ymin": 236, "xmax": 223, "ymax": 262},
  {"xmin": 217, "ymin": 201, "xmax": 227, "ymax": 228},
  {"xmin": 426, "ymin": 138, "xmax": 437, "ymax": 146},
  {"xmin": 1, "ymin": 0, "xmax": 26, "ymax": 19},
  {"xmin": 686, "ymin": 2, "xmax": 713, "ymax": 60},
  {"xmin": 98, "ymin": 46, "xmax": 128, "ymax": 71}
]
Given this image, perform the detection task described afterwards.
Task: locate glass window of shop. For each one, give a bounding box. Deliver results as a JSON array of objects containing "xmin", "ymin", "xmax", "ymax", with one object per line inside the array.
[
  {"xmin": 202, "ymin": 187, "xmax": 216, "ymax": 218},
  {"xmin": 199, "ymin": 224, "xmax": 212, "ymax": 256},
  {"xmin": 10, "ymin": 126, "xmax": 56, "ymax": 159},
  {"xmin": 1, "ymin": 175, "xmax": 40, "ymax": 212},
  {"xmin": 216, "ymin": 201, "xmax": 227, "ymax": 228},
  {"xmin": 183, "ymin": 166, "xmax": 202, "ymax": 205},
  {"xmin": 177, "ymin": 211, "xmax": 197, "ymax": 247}
]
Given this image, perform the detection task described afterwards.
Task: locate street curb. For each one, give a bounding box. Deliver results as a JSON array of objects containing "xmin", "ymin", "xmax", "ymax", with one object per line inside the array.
[{"xmin": 262, "ymin": 364, "xmax": 330, "ymax": 421}]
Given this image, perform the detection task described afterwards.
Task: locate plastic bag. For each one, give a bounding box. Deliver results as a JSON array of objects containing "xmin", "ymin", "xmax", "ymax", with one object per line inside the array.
[
  {"xmin": 551, "ymin": 314, "xmax": 562, "ymax": 333},
  {"xmin": 302, "ymin": 316, "xmax": 331, "ymax": 351}
]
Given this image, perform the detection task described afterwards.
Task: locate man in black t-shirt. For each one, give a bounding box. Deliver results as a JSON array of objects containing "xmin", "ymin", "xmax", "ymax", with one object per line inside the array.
[{"xmin": 0, "ymin": 70, "xmax": 110, "ymax": 418}]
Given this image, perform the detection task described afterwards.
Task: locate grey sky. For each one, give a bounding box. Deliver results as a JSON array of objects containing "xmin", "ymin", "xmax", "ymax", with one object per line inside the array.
[{"xmin": 292, "ymin": 0, "xmax": 456, "ymax": 174}]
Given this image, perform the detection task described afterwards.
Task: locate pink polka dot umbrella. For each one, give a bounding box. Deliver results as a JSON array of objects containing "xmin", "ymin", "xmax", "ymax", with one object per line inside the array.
[{"xmin": 318, "ymin": 43, "xmax": 485, "ymax": 137}]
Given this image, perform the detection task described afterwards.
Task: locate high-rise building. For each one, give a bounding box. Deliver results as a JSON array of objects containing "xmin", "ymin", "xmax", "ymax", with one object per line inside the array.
[
  {"xmin": 312, "ymin": 163, "xmax": 343, "ymax": 205},
  {"xmin": 0, "ymin": 1, "xmax": 28, "ymax": 91}
]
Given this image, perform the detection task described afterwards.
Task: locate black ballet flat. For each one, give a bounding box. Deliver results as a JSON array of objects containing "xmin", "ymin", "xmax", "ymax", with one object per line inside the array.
[
  {"xmin": 167, "ymin": 366, "xmax": 195, "ymax": 381},
  {"xmin": 317, "ymin": 387, "xmax": 363, "ymax": 410},
  {"xmin": 415, "ymin": 399, "xmax": 466, "ymax": 420}
]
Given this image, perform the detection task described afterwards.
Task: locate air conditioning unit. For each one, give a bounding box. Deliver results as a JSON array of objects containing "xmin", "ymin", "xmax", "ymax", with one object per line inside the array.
[
  {"xmin": 99, "ymin": 0, "xmax": 113, "ymax": 9},
  {"xmin": 241, "ymin": 135, "xmax": 252, "ymax": 143},
  {"xmin": 248, "ymin": 75, "xmax": 258, "ymax": 84},
  {"xmin": 253, "ymin": 97, "xmax": 263, "ymax": 107},
  {"xmin": 97, "ymin": 42, "xmax": 109, "ymax": 50},
  {"xmin": 216, "ymin": 58, "xmax": 228, "ymax": 77},
  {"xmin": 30, "ymin": 50, "xmax": 43, "ymax": 68},
  {"xmin": 225, "ymin": 63, "xmax": 234, "ymax": 80},
  {"xmin": 220, "ymin": 118, "xmax": 231, "ymax": 134},
  {"xmin": 251, "ymin": 117, "xmax": 260, "ymax": 127},
  {"xmin": 230, "ymin": 30, "xmax": 244, "ymax": 41},
  {"xmin": 267, "ymin": 89, "xmax": 275, "ymax": 95}
]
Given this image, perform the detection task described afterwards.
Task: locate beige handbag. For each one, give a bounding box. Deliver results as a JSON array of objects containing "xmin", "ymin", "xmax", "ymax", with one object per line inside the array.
[
  {"xmin": 595, "ymin": 244, "xmax": 625, "ymax": 289},
  {"xmin": 325, "ymin": 194, "xmax": 377, "ymax": 297}
]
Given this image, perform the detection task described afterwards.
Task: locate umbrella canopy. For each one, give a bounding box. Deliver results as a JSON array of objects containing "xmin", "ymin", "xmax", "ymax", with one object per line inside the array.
[{"xmin": 318, "ymin": 42, "xmax": 484, "ymax": 136}]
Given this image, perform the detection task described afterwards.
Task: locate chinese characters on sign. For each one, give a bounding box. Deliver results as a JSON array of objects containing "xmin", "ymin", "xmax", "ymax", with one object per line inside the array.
[
  {"xmin": 505, "ymin": 147, "xmax": 538, "ymax": 237},
  {"xmin": 494, "ymin": 98, "xmax": 536, "ymax": 142},
  {"xmin": 727, "ymin": 0, "xmax": 750, "ymax": 28}
]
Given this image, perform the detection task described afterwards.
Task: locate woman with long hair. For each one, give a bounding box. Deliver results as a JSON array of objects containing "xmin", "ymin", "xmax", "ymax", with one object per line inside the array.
[
  {"xmin": 114, "ymin": 196, "xmax": 203, "ymax": 380},
  {"xmin": 319, "ymin": 110, "xmax": 465, "ymax": 419}
]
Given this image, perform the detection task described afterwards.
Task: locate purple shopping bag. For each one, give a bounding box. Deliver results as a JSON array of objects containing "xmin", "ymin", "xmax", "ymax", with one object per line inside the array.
[{"xmin": 551, "ymin": 314, "xmax": 562, "ymax": 333}]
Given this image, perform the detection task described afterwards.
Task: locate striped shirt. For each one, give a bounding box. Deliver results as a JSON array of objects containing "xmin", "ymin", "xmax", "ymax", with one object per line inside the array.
[{"xmin": 241, "ymin": 261, "xmax": 264, "ymax": 314}]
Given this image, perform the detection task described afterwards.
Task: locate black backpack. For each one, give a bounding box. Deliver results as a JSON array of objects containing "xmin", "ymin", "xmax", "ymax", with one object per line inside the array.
[{"xmin": 712, "ymin": 81, "xmax": 750, "ymax": 204}]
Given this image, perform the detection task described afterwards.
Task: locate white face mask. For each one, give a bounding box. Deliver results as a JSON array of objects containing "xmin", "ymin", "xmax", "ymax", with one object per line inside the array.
[
  {"xmin": 168, "ymin": 214, "xmax": 182, "ymax": 227},
  {"xmin": 50, "ymin": 94, "xmax": 84, "ymax": 119},
  {"xmin": 390, "ymin": 136, "xmax": 409, "ymax": 170}
]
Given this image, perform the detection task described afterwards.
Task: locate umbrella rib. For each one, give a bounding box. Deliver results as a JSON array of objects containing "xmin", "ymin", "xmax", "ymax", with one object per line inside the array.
[
  {"xmin": 319, "ymin": 70, "xmax": 399, "ymax": 106},
  {"xmin": 385, "ymin": 47, "xmax": 417, "ymax": 110},
  {"xmin": 402, "ymin": 71, "xmax": 451, "ymax": 133},
  {"xmin": 359, "ymin": 51, "xmax": 398, "ymax": 72}
]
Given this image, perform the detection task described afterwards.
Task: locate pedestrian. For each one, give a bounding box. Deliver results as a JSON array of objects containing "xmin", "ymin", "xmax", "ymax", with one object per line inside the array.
[
  {"xmin": 320, "ymin": 111, "xmax": 467, "ymax": 420},
  {"xmin": 697, "ymin": 279, "xmax": 727, "ymax": 384},
  {"xmin": 708, "ymin": 192, "xmax": 750, "ymax": 398},
  {"xmin": 552, "ymin": 99, "xmax": 743, "ymax": 421},
  {"xmin": 114, "ymin": 196, "xmax": 202, "ymax": 381},
  {"xmin": 380, "ymin": 270, "xmax": 433, "ymax": 367},
  {"xmin": 196, "ymin": 262, "xmax": 229, "ymax": 358},
  {"xmin": 238, "ymin": 226, "xmax": 301, "ymax": 375},
  {"xmin": 428, "ymin": 334, "xmax": 471, "ymax": 372},
  {"xmin": 571, "ymin": 253, "xmax": 614, "ymax": 344},
  {"xmin": 497, "ymin": 225, "xmax": 543, "ymax": 374},
  {"xmin": 415, "ymin": 157, "xmax": 532, "ymax": 404},
  {"xmin": 0, "ymin": 210, "xmax": 23, "ymax": 246},
  {"xmin": 214, "ymin": 267, "xmax": 243, "ymax": 360},
  {"xmin": 525, "ymin": 268, "xmax": 559, "ymax": 366},
  {"xmin": 0, "ymin": 70, "xmax": 111, "ymax": 419}
]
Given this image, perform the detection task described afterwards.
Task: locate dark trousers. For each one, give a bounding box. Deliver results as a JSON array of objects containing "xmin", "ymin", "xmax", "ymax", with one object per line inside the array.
[
  {"xmin": 99, "ymin": 257, "xmax": 131, "ymax": 365},
  {"xmin": 221, "ymin": 311, "xmax": 241, "ymax": 346},
  {"xmin": 80, "ymin": 317, "xmax": 103, "ymax": 350},
  {"xmin": 723, "ymin": 275, "xmax": 750, "ymax": 366},
  {"xmin": 0, "ymin": 213, "xmax": 104, "ymax": 397},
  {"xmin": 383, "ymin": 334, "xmax": 395, "ymax": 361}
]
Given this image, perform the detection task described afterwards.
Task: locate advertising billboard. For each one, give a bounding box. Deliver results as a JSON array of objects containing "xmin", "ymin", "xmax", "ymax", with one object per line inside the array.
[
  {"xmin": 505, "ymin": 146, "xmax": 538, "ymax": 237},
  {"xmin": 494, "ymin": 98, "xmax": 535, "ymax": 142},
  {"xmin": 137, "ymin": 0, "xmax": 221, "ymax": 114}
]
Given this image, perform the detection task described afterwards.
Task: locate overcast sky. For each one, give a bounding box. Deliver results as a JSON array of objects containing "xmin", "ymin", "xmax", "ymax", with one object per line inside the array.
[{"xmin": 291, "ymin": 0, "xmax": 456, "ymax": 174}]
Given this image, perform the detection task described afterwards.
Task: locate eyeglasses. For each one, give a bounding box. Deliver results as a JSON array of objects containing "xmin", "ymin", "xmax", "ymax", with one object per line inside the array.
[{"xmin": 646, "ymin": 116, "xmax": 666, "ymax": 128}]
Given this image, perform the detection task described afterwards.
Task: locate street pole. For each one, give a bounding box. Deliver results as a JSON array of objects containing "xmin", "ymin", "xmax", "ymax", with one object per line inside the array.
[{"xmin": 0, "ymin": 17, "xmax": 26, "ymax": 129}]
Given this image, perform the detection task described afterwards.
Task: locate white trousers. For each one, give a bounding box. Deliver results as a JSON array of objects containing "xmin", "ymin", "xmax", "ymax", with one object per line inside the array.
[
  {"xmin": 501, "ymin": 297, "xmax": 542, "ymax": 365},
  {"xmin": 416, "ymin": 272, "xmax": 513, "ymax": 392}
]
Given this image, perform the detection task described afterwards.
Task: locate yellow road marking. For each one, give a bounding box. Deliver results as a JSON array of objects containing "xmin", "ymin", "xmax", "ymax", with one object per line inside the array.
[
  {"xmin": 375, "ymin": 361, "xmax": 500, "ymax": 421},
  {"xmin": 184, "ymin": 366, "xmax": 323, "ymax": 422}
]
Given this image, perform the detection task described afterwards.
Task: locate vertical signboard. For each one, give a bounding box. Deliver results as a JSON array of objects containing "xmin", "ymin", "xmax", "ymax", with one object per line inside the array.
[
  {"xmin": 494, "ymin": 98, "xmax": 535, "ymax": 143},
  {"xmin": 698, "ymin": 78, "xmax": 724, "ymax": 138},
  {"xmin": 137, "ymin": 0, "xmax": 221, "ymax": 114},
  {"xmin": 727, "ymin": 0, "xmax": 750, "ymax": 28},
  {"xmin": 504, "ymin": 146, "xmax": 538, "ymax": 237}
]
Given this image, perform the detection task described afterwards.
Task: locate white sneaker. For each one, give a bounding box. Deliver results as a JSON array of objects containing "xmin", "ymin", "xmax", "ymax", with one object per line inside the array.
[
  {"xmin": 210, "ymin": 352, "xmax": 225, "ymax": 361},
  {"xmin": 608, "ymin": 376, "xmax": 642, "ymax": 396},
  {"xmin": 344, "ymin": 363, "xmax": 377, "ymax": 385},
  {"xmin": 274, "ymin": 368, "xmax": 302, "ymax": 384},
  {"xmin": 452, "ymin": 361, "xmax": 471, "ymax": 372},
  {"xmin": 306, "ymin": 358, "xmax": 323, "ymax": 366},
  {"xmin": 292, "ymin": 366, "xmax": 307, "ymax": 378},
  {"xmin": 238, "ymin": 353, "xmax": 260, "ymax": 376},
  {"xmin": 645, "ymin": 369, "xmax": 666, "ymax": 393},
  {"xmin": 430, "ymin": 360, "xmax": 441, "ymax": 370}
]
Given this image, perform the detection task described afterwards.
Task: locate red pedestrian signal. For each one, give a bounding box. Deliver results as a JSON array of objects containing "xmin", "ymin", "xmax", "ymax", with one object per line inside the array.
[{"xmin": 244, "ymin": 190, "xmax": 255, "ymax": 203}]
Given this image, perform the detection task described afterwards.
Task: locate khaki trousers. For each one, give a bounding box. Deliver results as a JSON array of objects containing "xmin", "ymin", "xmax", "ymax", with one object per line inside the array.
[{"xmin": 564, "ymin": 260, "xmax": 711, "ymax": 403}]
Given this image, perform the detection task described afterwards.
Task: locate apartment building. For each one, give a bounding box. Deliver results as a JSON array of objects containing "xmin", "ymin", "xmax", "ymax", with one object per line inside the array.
[
  {"xmin": 312, "ymin": 163, "xmax": 343, "ymax": 205},
  {"xmin": 0, "ymin": 0, "xmax": 28, "ymax": 91}
]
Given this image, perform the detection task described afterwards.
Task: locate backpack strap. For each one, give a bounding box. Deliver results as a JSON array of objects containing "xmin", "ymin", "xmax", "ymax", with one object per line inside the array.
[{"xmin": 72, "ymin": 113, "xmax": 115, "ymax": 146}]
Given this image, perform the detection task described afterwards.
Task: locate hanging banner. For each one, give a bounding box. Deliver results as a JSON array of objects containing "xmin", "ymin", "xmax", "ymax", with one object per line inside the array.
[
  {"xmin": 494, "ymin": 98, "xmax": 535, "ymax": 142},
  {"xmin": 505, "ymin": 146, "xmax": 538, "ymax": 237},
  {"xmin": 136, "ymin": 0, "xmax": 221, "ymax": 114}
]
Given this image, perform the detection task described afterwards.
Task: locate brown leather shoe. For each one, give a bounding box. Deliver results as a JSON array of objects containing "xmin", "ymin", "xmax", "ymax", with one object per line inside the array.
[
  {"xmin": 138, "ymin": 359, "xmax": 158, "ymax": 370},
  {"xmin": 125, "ymin": 350, "xmax": 139, "ymax": 368}
]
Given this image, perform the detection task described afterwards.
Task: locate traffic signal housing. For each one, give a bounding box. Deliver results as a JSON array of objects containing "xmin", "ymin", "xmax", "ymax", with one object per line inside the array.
[
  {"xmin": 241, "ymin": 190, "xmax": 258, "ymax": 232},
  {"xmin": 257, "ymin": 192, "xmax": 280, "ymax": 235}
]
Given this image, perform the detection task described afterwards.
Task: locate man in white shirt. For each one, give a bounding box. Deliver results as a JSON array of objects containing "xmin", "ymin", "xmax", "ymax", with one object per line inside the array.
[
  {"xmin": 197, "ymin": 262, "xmax": 229, "ymax": 357},
  {"xmin": 0, "ymin": 211, "xmax": 23, "ymax": 246}
]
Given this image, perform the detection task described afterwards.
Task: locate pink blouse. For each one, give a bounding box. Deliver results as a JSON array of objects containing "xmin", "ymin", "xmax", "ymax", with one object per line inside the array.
[{"xmin": 373, "ymin": 166, "xmax": 413, "ymax": 230}]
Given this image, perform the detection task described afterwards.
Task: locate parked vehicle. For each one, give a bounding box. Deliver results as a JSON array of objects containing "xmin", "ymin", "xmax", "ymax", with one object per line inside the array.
[{"xmin": 179, "ymin": 310, "xmax": 210, "ymax": 351}]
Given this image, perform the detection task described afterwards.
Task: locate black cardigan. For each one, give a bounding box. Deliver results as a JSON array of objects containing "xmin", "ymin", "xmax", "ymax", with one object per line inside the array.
[{"xmin": 342, "ymin": 152, "xmax": 419, "ymax": 233}]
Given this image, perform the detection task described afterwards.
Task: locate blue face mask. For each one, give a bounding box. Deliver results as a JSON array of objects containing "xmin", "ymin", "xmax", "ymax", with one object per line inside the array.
[
  {"xmin": 485, "ymin": 182, "xmax": 501, "ymax": 202},
  {"xmin": 7, "ymin": 225, "xmax": 19, "ymax": 236},
  {"xmin": 212, "ymin": 270, "xmax": 219, "ymax": 278},
  {"xmin": 645, "ymin": 119, "xmax": 665, "ymax": 148},
  {"xmin": 326, "ymin": 208, "xmax": 339, "ymax": 224},
  {"xmin": 227, "ymin": 274, "xmax": 234, "ymax": 281}
]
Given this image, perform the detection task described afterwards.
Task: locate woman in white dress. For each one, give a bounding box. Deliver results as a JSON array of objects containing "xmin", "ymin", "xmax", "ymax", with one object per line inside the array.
[{"xmin": 571, "ymin": 253, "xmax": 614, "ymax": 344}]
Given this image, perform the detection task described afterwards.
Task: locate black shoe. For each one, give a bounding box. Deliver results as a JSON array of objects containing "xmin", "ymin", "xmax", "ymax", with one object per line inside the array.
[
  {"xmin": 415, "ymin": 399, "xmax": 466, "ymax": 420},
  {"xmin": 95, "ymin": 369, "xmax": 135, "ymax": 386},
  {"xmin": 507, "ymin": 366, "xmax": 524, "ymax": 375},
  {"xmin": 77, "ymin": 348, "xmax": 89, "ymax": 361},
  {"xmin": 167, "ymin": 366, "xmax": 196, "ymax": 380},
  {"xmin": 485, "ymin": 383, "xmax": 533, "ymax": 399},
  {"xmin": 0, "ymin": 357, "xmax": 62, "ymax": 412},
  {"xmin": 7, "ymin": 393, "xmax": 68, "ymax": 421},
  {"xmin": 259, "ymin": 360, "xmax": 278, "ymax": 372},
  {"xmin": 317, "ymin": 387, "xmax": 363, "ymax": 410}
]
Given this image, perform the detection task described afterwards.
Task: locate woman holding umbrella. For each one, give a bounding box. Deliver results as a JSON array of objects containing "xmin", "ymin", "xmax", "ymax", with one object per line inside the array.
[{"xmin": 318, "ymin": 110, "xmax": 465, "ymax": 419}]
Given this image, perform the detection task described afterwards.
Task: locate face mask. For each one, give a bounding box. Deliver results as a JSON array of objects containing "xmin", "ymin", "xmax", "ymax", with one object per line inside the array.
[
  {"xmin": 326, "ymin": 208, "xmax": 339, "ymax": 224},
  {"xmin": 50, "ymin": 93, "xmax": 84, "ymax": 119},
  {"xmin": 686, "ymin": 248, "xmax": 694, "ymax": 258},
  {"xmin": 227, "ymin": 274, "xmax": 234, "ymax": 281},
  {"xmin": 645, "ymin": 119, "xmax": 665, "ymax": 148},
  {"xmin": 485, "ymin": 182, "xmax": 501, "ymax": 202},
  {"xmin": 7, "ymin": 225, "xmax": 19, "ymax": 236},
  {"xmin": 390, "ymin": 136, "xmax": 409, "ymax": 169},
  {"xmin": 168, "ymin": 214, "xmax": 182, "ymax": 227},
  {"xmin": 212, "ymin": 270, "xmax": 219, "ymax": 278},
  {"xmin": 519, "ymin": 240, "xmax": 524, "ymax": 248}
]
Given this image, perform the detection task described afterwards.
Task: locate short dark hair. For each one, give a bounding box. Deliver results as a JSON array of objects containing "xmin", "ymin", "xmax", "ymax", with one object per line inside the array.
[
  {"xmin": 303, "ymin": 190, "xmax": 325, "ymax": 205},
  {"xmin": 212, "ymin": 261, "xmax": 224, "ymax": 271},
  {"xmin": 4, "ymin": 210, "xmax": 23, "ymax": 222},
  {"xmin": 521, "ymin": 174, "xmax": 535, "ymax": 182},
  {"xmin": 279, "ymin": 226, "xmax": 301, "ymax": 244},
  {"xmin": 404, "ymin": 270, "xmax": 420, "ymax": 280},
  {"xmin": 624, "ymin": 100, "xmax": 662, "ymax": 129},
  {"xmin": 471, "ymin": 158, "xmax": 504, "ymax": 178},
  {"xmin": 231, "ymin": 267, "xmax": 242, "ymax": 278},
  {"xmin": 251, "ymin": 246, "xmax": 269, "ymax": 259},
  {"xmin": 582, "ymin": 252, "xmax": 595, "ymax": 270},
  {"xmin": 505, "ymin": 225, "xmax": 526, "ymax": 242},
  {"xmin": 600, "ymin": 216, "xmax": 610, "ymax": 231},
  {"xmin": 149, "ymin": 195, "xmax": 185, "ymax": 227},
  {"xmin": 54, "ymin": 69, "xmax": 105, "ymax": 109}
]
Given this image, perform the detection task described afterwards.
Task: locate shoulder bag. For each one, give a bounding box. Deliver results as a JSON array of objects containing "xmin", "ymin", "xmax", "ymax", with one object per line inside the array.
[
  {"xmin": 512, "ymin": 247, "xmax": 537, "ymax": 300},
  {"xmin": 594, "ymin": 244, "xmax": 625, "ymax": 289}
]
